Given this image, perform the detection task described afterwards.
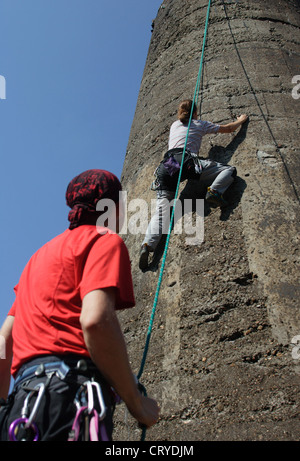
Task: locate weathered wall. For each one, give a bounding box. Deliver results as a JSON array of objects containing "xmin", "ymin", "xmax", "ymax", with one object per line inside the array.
[{"xmin": 117, "ymin": 0, "xmax": 300, "ymax": 441}]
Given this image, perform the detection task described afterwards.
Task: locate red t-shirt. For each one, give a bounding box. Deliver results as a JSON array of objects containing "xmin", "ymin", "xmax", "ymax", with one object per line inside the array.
[{"xmin": 8, "ymin": 225, "xmax": 135, "ymax": 377}]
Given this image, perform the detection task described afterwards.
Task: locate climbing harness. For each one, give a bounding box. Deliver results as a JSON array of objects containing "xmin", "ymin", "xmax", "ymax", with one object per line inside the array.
[
  {"xmin": 137, "ymin": 0, "xmax": 212, "ymax": 441},
  {"xmin": 8, "ymin": 367, "xmax": 56, "ymax": 442},
  {"xmin": 68, "ymin": 380, "xmax": 108, "ymax": 441},
  {"xmin": 6, "ymin": 358, "xmax": 112, "ymax": 442},
  {"xmin": 151, "ymin": 148, "xmax": 202, "ymax": 190}
]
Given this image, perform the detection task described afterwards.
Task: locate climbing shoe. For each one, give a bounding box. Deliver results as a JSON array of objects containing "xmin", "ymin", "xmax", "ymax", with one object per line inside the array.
[
  {"xmin": 205, "ymin": 187, "xmax": 228, "ymax": 207},
  {"xmin": 139, "ymin": 243, "xmax": 150, "ymax": 270}
]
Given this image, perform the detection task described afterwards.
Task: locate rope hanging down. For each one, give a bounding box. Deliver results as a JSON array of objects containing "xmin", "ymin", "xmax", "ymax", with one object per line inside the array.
[{"xmin": 137, "ymin": 0, "xmax": 213, "ymax": 381}]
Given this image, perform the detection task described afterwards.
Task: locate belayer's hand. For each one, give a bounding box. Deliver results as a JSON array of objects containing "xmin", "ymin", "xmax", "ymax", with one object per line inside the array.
[{"xmin": 128, "ymin": 394, "xmax": 160, "ymax": 428}]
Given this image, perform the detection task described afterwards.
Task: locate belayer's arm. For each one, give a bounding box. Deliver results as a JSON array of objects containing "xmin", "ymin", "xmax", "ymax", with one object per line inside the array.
[{"xmin": 80, "ymin": 288, "xmax": 159, "ymax": 428}]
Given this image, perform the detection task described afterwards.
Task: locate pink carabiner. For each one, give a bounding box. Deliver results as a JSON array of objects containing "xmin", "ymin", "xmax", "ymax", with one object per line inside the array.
[
  {"xmin": 9, "ymin": 417, "xmax": 39, "ymax": 441},
  {"xmin": 68, "ymin": 406, "xmax": 88, "ymax": 441}
]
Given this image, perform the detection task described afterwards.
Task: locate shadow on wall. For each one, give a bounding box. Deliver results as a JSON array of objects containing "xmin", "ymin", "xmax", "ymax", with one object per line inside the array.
[{"xmin": 146, "ymin": 120, "xmax": 249, "ymax": 272}]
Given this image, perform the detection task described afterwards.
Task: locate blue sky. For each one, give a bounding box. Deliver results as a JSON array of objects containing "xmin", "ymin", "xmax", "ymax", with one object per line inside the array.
[{"xmin": 0, "ymin": 0, "xmax": 162, "ymax": 325}]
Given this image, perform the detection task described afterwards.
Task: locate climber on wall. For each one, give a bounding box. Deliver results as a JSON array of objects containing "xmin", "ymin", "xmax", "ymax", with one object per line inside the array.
[
  {"xmin": 139, "ymin": 99, "xmax": 248, "ymax": 271},
  {"xmin": 0, "ymin": 169, "xmax": 159, "ymax": 441}
]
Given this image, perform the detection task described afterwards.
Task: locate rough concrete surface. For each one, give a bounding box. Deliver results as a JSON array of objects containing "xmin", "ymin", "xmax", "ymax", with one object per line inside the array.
[{"xmin": 115, "ymin": 0, "xmax": 300, "ymax": 441}]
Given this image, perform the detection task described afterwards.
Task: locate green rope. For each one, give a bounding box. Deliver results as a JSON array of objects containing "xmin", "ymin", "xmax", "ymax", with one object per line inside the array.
[{"xmin": 137, "ymin": 0, "xmax": 212, "ymax": 382}]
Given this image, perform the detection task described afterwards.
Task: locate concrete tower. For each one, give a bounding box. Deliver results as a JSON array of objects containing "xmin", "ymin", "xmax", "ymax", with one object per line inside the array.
[{"xmin": 117, "ymin": 0, "xmax": 300, "ymax": 440}]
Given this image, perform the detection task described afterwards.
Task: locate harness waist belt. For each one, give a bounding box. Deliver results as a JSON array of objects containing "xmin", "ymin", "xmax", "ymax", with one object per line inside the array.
[{"xmin": 14, "ymin": 358, "xmax": 98, "ymax": 388}]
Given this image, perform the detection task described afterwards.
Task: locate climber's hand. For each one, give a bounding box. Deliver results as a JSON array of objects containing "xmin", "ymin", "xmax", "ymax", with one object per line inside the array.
[{"xmin": 237, "ymin": 114, "xmax": 248, "ymax": 124}]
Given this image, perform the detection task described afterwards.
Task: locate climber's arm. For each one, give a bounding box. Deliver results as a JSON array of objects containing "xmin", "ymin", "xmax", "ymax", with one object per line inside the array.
[{"xmin": 218, "ymin": 114, "xmax": 248, "ymax": 133}]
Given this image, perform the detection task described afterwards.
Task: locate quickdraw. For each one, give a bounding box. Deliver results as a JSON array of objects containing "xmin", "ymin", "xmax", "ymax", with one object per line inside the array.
[
  {"xmin": 68, "ymin": 380, "xmax": 109, "ymax": 441},
  {"xmin": 8, "ymin": 382, "xmax": 46, "ymax": 441}
]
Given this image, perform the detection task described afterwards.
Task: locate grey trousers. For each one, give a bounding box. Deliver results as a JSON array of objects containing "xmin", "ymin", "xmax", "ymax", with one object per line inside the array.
[
  {"xmin": 199, "ymin": 160, "xmax": 236, "ymax": 194},
  {"xmin": 143, "ymin": 189, "xmax": 176, "ymax": 251},
  {"xmin": 143, "ymin": 160, "xmax": 236, "ymax": 251}
]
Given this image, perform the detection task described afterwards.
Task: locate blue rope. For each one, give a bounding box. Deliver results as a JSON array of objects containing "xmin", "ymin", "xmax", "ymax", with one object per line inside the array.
[{"xmin": 137, "ymin": 0, "xmax": 212, "ymax": 381}]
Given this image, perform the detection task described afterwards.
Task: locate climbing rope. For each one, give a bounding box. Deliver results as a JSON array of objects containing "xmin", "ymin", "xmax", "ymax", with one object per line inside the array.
[
  {"xmin": 136, "ymin": 2, "xmax": 212, "ymax": 435},
  {"xmin": 137, "ymin": 0, "xmax": 212, "ymax": 387}
]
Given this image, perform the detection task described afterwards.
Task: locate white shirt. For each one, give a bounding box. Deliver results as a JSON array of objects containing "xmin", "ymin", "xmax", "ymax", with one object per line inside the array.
[{"xmin": 168, "ymin": 119, "xmax": 220, "ymax": 154}]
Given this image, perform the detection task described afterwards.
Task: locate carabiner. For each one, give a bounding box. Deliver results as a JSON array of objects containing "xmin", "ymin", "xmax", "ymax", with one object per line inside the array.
[
  {"xmin": 74, "ymin": 384, "xmax": 88, "ymax": 411},
  {"xmin": 24, "ymin": 382, "xmax": 46, "ymax": 428},
  {"xmin": 86, "ymin": 380, "xmax": 106, "ymax": 420},
  {"xmin": 8, "ymin": 382, "xmax": 45, "ymax": 441},
  {"xmin": 9, "ymin": 417, "xmax": 39, "ymax": 442}
]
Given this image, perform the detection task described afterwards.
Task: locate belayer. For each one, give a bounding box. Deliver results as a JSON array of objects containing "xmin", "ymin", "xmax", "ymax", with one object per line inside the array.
[
  {"xmin": 139, "ymin": 99, "xmax": 248, "ymax": 270},
  {"xmin": 0, "ymin": 169, "xmax": 159, "ymax": 441}
]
